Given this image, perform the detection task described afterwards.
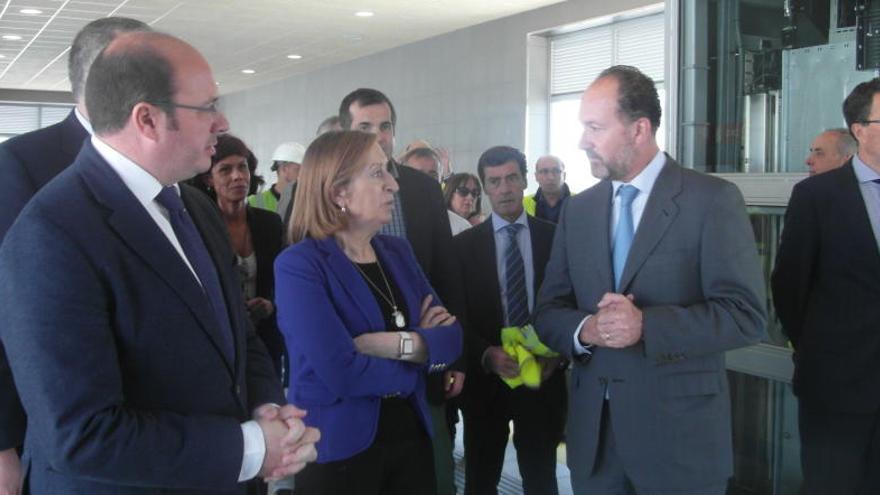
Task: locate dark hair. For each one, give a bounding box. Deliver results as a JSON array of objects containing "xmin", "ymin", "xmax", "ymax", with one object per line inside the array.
[
  {"xmin": 85, "ymin": 42, "xmax": 176, "ymax": 134},
  {"xmin": 187, "ymin": 134, "xmax": 263, "ymax": 199},
  {"xmin": 290, "ymin": 131, "xmax": 378, "ymax": 243},
  {"xmin": 477, "ymin": 145, "xmax": 527, "ymax": 184},
  {"xmin": 597, "ymin": 65, "xmax": 661, "ymax": 135},
  {"xmin": 401, "ymin": 147, "xmax": 440, "ymax": 167},
  {"xmin": 316, "ymin": 115, "xmax": 342, "ymax": 136},
  {"xmin": 443, "ymin": 173, "xmax": 482, "ymax": 218},
  {"xmin": 68, "ymin": 17, "xmax": 150, "ymax": 102},
  {"xmin": 338, "ymin": 88, "xmax": 397, "ymax": 130},
  {"xmin": 843, "ymin": 78, "xmax": 880, "ymax": 140}
]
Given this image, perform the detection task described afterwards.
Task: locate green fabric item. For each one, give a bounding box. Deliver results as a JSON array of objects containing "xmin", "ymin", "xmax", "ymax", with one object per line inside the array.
[
  {"xmin": 500, "ymin": 324, "xmax": 558, "ymax": 389},
  {"xmin": 247, "ymin": 189, "xmax": 278, "ymax": 212},
  {"xmin": 522, "ymin": 194, "xmax": 537, "ymax": 216}
]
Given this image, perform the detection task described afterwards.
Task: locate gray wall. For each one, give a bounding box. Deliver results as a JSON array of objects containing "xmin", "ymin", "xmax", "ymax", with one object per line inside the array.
[{"xmin": 221, "ymin": 0, "xmax": 656, "ymax": 184}]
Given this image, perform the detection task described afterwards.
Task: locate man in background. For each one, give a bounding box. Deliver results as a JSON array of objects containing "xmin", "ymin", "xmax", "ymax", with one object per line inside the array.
[
  {"xmin": 339, "ymin": 88, "xmax": 465, "ymax": 495},
  {"xmin": 804, "ymin": 128, "xmax": 856, "ymax": 176},
  {"xmin": 249, "ymin": 141, "xmax": 305, "ymax": 214},
  {"xmin": 523, "ymin": 155, "xmax": 570, "ymax": 223}
]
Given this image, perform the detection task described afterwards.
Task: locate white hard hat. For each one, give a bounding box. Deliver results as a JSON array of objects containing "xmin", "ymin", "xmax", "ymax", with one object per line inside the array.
[{"xmin": 271, "ymin": 142, "xmax": 306, "ymax": 166}]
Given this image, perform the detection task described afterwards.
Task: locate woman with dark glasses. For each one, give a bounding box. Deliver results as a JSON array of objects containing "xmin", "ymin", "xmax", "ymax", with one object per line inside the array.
[{"xmin": 443, "ymin": 173, "xmax": 484, "ymax": 229}]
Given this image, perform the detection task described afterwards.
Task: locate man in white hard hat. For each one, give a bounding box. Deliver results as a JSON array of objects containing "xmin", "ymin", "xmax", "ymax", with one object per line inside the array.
[{"xmin": 248, "ymin": 141, "xmax": 305, "ymax": 213}]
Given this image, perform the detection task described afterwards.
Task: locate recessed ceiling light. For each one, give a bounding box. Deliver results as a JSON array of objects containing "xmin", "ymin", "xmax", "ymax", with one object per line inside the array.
[
  {"xmin": 2, "ymin": 35, "xmax": 23, "ymax": 41},
  {"xmin": 355, "ymin": 11, "xmax": 374, "ymax": 17},
  {"xmin": 286, "ymin": 54, "xmax": 302, "ymax": 60},
  {"xmin": 20, "ymin": 8, "xmax": 43, "ymax": 15},
  {"xmin": 241, "ymin": 69, "xmax": 256, "ymax": 74}
]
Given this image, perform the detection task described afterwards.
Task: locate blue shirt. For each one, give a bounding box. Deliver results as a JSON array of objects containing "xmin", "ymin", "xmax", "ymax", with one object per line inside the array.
[{"xmin": 492, "ymin": 210, "xmax": 535, "ymax": 326}]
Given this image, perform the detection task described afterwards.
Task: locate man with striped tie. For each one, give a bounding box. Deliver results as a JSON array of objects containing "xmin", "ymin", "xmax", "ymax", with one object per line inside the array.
[{"xmin": 454, "ymin": 146, "xmax": 565, "ymax": 495}]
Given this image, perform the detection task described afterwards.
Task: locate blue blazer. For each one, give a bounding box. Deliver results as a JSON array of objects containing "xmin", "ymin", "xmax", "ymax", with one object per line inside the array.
[
  {"xmin": 0, "ymin": 141, "xmax": 284, "ymax": 493},
  {"xmin": 0, "ymin": 110, "xmax": 88, "ymax": 451},
  {"xmin": 275, "ymin": 235, "xmax": 462, "ymax": 463}
]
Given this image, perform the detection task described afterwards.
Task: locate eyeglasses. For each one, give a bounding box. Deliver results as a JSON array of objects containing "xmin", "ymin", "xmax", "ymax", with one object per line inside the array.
[
  {"xmin": 153, "ymin": 100, "xmax": 220, "ymax": 114},
  {"xmin": 536, "ymin": 167, "xmax": 563, "ymax": 175},
  {"xmin": 455, "ymin": 186, "xmax": 480, "ymax": 198},
  {"xmin": 860, "ymin": 120, "xmax": 880, "ymax": 126}
]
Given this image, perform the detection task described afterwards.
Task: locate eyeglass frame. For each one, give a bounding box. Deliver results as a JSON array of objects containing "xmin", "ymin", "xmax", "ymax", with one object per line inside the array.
[{"xmin": 454, "ymin": 185, "xmax": 481, "ymax": 199}]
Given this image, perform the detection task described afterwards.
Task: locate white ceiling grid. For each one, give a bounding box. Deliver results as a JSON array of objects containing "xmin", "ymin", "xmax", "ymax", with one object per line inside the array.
[{"xmin": 0, "ymin": 0, "xmax": 564, "ymax": 95}]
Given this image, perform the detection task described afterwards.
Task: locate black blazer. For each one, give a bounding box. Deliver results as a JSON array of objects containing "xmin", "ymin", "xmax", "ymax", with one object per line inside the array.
[
  {"xmin": 0, "ymin": 110, "xmax": 89, "ymax": 450},
  {"xmin": 245, "ymin": 206, "xmax": 286, "ymax": 365},
  {"xmin": 453, "ymin": 215, "xmax": 557, "ymax": 412},
  {"xmin": 771, "ymin": 161, "xmax": 880, "ymax": 413}
]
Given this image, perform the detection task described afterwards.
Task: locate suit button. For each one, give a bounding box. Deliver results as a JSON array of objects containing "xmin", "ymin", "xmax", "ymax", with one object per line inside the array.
[{"xmin": 235, "ymin": 385, "xmax": 241, "ymax": 395}]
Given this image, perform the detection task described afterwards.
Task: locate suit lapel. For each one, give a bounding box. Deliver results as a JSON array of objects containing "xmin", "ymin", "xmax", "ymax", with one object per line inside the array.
[
  {"xmin": 475, "ymin": 220, "xmax": 504, "ymax": 322},
  {"xmin": 77, "ymin": 143, "xmax": 234, "ymax": 372},
  {"xmin": 586, "ymin": 181, "xmax": 615, "ymax": 291},
  {"xmin": 318, "ymin": 237, "xmax": 387, "ymax": 332},
  {"xmin": 618, "ymin": 158, "xmax": 681, "ymax": 293},
  {"xmin": 528, "ymin": 216, "xmax": 550, "ymax": 294},
  {"xmin": 836, "ymin": 163, "xmax": 880, "ymax": 266}
]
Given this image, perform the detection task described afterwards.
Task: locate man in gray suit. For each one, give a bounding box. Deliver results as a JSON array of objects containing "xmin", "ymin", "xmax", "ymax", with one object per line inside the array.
[{"xmin": 534, "ymin": 65, "xmax": 767, "ymax": 494}]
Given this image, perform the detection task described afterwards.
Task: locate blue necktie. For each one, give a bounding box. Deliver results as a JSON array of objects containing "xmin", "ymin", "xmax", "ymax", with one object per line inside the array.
[
  {"xmin": 612, "ymin": 185, "xmax": 639, "ymax": 291},
  {"xmin": 155, "ymin": 187, "xmax": 235, "ymax": 361},
  {"xmin": 504, "ymin": 223, "xmax": 529, "ymax": 327}
]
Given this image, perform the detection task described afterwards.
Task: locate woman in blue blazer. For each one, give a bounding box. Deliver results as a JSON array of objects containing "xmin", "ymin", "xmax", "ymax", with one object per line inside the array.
[{"xmin": 275, "ymin": 130, "xmax": 462, "ymax": 494}]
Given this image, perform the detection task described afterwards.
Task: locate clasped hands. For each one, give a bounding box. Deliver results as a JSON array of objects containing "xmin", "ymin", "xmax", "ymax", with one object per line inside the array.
[
  {"xmin": 254, "ymin": 404, "xmax": 321, "ymax": 481},
  {"xmin": 579, "ymin": 292, "xmax": 643, "ymax": 348}
]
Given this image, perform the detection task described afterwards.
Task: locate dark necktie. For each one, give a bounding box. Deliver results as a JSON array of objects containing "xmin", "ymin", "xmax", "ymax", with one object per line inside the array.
[
  {"xmin": 504, "ymin": 223, "xmax": 529, "ymax": 327},
  {"xmin": 155, "ymin": 187, "xmax": 234, "ymax": 361},
  {"xmin": 613, "ymin": 185, "xmax": 639, "ymax": 291}
]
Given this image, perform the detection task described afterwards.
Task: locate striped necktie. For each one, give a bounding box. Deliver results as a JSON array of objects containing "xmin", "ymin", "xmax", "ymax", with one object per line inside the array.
[{"xmin": 504, "ymin": 223, "xmax": 528, "ymax": 327}]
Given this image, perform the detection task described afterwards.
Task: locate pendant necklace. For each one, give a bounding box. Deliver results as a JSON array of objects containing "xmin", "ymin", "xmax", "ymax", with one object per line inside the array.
[{"xmin": 352, "ymin": 258, "xmax": 406, "ymax": 329}]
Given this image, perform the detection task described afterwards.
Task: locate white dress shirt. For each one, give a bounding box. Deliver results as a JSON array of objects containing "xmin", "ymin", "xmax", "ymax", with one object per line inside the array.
[{"xmin": 91, "ymin": 136, "xmax": 267, "ymax": 481}]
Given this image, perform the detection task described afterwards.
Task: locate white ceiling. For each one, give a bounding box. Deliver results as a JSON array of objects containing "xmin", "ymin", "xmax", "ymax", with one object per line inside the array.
[{"xmin": 0, "ymin": 0, "xmax": 565, "ymax": 95}]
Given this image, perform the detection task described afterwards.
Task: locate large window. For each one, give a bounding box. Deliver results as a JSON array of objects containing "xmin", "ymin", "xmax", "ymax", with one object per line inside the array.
[
  {"xmin": 0, "ymin": 103, "xmax": 72, "ymax": 142},
  {"xmin": 548, "ymin": 11, "xmax": 665, "ymax": 193}
]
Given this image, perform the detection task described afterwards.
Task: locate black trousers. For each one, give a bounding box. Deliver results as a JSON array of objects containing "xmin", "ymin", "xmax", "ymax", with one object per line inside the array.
[
  {"xmin": 798, "ymin": 403, "xmax": 880, "ymax": 495},
  {"xmin": 294, "ymin": 399, "xmax": 436, "ymax": 495},
  {"xmin": 463, "ymin": 370, "xmax": 566, "ymax": 495}
]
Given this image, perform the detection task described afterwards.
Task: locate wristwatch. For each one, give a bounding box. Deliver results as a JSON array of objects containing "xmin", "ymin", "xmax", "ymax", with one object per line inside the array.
[{"xmin": 398, "ymin": 331, "xmax": 413, "ymax": 358}]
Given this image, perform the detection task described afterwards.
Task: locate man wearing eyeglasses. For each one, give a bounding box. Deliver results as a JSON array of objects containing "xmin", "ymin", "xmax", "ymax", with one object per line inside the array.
[
  {"xmin": 454, "ymin": 146, "xmax": 565, "ymax": 495},
  {"xmin": 0, "ymin": 17, "xmax": 151, "ymax": 495},
  {"xmin": 338, "ymin": 88, "xmax": 466, "ymax": 495},
  {"xmin": 0, "ymin": 32, "xmax": 319, "ymax": 493},
  {"xmin": 523, "ymin": 155, "xmax": 571, "ymax": 224},
  {"xmin": 772, "ymin": 79, "xmax": 880, "ymax": 494}
]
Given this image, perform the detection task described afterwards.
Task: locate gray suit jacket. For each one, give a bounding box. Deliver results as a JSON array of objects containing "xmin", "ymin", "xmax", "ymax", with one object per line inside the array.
[{"xmin": 534, "ymin": 156, "xmax": 767, "ymax": 491}]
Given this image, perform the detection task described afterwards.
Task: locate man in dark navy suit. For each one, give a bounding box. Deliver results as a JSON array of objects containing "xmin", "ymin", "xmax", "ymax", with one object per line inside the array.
[
  {"xmin": 0, "ymin": 31, "xmax": 318, "ymax": 493},
  {"xmin": 454, "ymin": 146, "xmax": 565, "ymax": 495},
  {"xmin": 772, "ymin": 78, "xmax": 880, "ymax": 495},
  {"xmin": 0, "ymin": 17, "xmax": 150, "ymax": 493}
]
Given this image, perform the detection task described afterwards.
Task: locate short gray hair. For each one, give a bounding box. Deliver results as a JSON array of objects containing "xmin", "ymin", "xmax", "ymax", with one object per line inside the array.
[
  {"xmin": 68, "ymin": 17, "xmax": 150, "ymax": 102},
  {"xmin": 825, "ymin": 128, "xmax": 857, "ymax": 157}
]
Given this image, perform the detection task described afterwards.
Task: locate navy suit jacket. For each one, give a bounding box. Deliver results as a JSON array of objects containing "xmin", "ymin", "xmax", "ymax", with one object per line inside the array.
[
  {"xmin": 0, "ymin": 110, "xmax": 89, "ymax": 451},
  {"xmin": 0, "ymin": 141, "xmax": 284, "ymax": 493},
  {"xmin": 771, "ymin": 161, "xmax": 880, "ymax": 413},
  {"xmin": 274, "ymin": 235, "xmax": 462, "ymax": 463}
]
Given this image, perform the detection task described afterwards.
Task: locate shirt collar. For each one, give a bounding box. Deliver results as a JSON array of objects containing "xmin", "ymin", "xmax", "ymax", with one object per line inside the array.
[
  {"xmin": 611, "ymin": 149, "xmax": 666, "ymax": 197},
  {"xmin": 491, "ymin": 209, "xmax": 529, "ymax": 233},
  {"xmin": 91, "ymin": 135, "xmax": 173, "ymax": 206},
  {"xmin": 74, "ymin": 107, "xmax": 93, "ymax": 136},
  {"xmin": 853, "ymin": 153, "xmax": 880, "ymax": 183}
]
